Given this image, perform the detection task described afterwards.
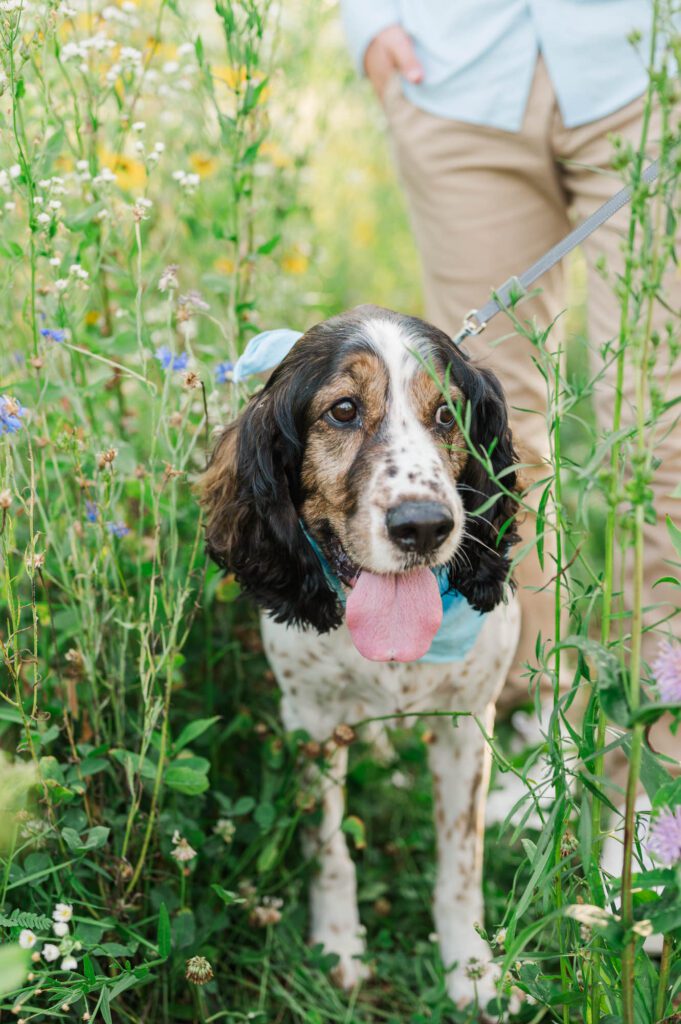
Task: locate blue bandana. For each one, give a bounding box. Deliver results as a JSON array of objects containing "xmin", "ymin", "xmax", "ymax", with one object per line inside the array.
[{"xmin": 236, "ymin": 329, "xmax": 488, "ymax": 664}]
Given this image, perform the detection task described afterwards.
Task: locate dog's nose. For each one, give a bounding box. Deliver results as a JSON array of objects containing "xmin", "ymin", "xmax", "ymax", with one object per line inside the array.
[{"xmin": 386, "ymin": 501, "xmax": 454, "ymax": 555}]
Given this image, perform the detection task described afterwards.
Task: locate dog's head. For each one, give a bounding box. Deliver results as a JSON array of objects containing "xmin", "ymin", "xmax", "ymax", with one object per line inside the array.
[{"xmin": 200, "ymin": 305, "xmax": 520, "ymax": 656}]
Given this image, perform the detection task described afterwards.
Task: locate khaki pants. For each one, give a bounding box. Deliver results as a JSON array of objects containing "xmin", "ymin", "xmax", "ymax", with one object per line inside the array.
[{"xmin": 383, "ymin": 57, "xmax": 681, "ymax": 716}]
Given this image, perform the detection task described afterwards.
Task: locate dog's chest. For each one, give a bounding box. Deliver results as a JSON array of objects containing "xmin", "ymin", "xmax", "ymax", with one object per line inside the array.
[{"xmin": 261, "ymin": 600, "xmax": 520, "ymax": 740}]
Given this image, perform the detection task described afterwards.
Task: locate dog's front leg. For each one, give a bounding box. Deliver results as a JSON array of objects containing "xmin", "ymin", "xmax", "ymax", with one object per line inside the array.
[
  {"xmin": 304, "ymin": 744, "xmax": 369, "ymax": 989},
  {"xmin": 428, "ymin": 708, "xmax": 499, "ymax": 1016}
]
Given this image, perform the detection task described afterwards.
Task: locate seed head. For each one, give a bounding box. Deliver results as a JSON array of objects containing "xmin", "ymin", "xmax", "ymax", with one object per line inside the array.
[
  {"xmin": 185, "ymin": 955, "xmax": 213, "ymax": 985},
  {"xmin": 0, "ymin": 488, "xmax": 11, "ymax": 509},
  {"xmin": 332, "ymin": 724, "xmax": 356, "ymax": 747}
]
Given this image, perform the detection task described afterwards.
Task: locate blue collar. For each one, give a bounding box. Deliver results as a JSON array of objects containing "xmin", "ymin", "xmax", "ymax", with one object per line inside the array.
[{"xmin": 302, "ymin": 528, "xmax": 487, "ymax": 664}]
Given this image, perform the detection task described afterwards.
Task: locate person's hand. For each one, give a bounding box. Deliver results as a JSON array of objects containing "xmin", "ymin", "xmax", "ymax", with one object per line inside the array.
[{"xmin": 364, "ymin": 24, "xmax": 424, "ymax": 102}]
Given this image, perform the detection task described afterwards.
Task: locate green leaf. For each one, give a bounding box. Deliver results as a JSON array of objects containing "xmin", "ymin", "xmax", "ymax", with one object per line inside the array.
[
  {"xmin": 666, "ymin": 515, "xmax": 681, "ymax": 560},
  {"xmin": 164, "ymin": 764, "xmax": 210, "ymax": 795},
  {"xmin": 211, "ymin": 884, "xmax": 245, "ymax": 906},
  {"xmin": 257, "ymin": 233, "xmax": 281, "ymax": 256},
  {"xmin": 341, "ymin": 815, "xmax": 366, "ymax": 850},
  {"xmin": 157, "ymin": 903, "xmax": 171, "ymax": 958},
  {"xmin": 61, "ymin": 825, "xmax": 110, "ymax": 853},
  {"xmin": 254, "ymin": 802, "xmax": 276, "ymax": 832},
  {"xmin": 0, "ymin": 945, "xmax": 30, "ymax": 997},
  {"xmin": 256, "ymin": 835, "xmax": 281, "ymax": 873},
  {"xmin": 173, "ymin": 717, "xmax": 221, "ymax": 753},
  {"xmin": 100, "ymin": 987, "xmax": 113, "ymax": 1024}
]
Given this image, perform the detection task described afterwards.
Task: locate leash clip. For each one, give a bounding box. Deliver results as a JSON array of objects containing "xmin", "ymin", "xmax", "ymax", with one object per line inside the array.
[{"xmin": 462, "ymin": 308, "xmax": 487, "ymax": 336}]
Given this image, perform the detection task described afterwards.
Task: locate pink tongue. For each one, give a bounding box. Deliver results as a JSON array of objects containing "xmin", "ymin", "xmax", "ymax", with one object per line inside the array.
[{"xmin": 345, "ymin": 568, "xmax": 442, "ymax": 662}]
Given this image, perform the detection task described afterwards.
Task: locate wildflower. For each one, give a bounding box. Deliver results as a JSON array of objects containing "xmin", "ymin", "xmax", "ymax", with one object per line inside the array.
[
  {"xmin": 69, "ymin": 264, "xmax": 89, "ymax": 281},
  {"xmin": 651, "ymin": 640, "xmax": 681, "ymax": 703},
  {"xmin": 213, "ymin": 818, "xmax": 236, "ymax": 844},
  {"xmin": 40, "ymin": 327, "xmax": 66, "ymax": 343},
  {"xmin": 464, "ymin": 958, "xmax": 488, "ymax": 981},
  {"xmin": 185, "ymin": 956, "xmax": 213, "ymax": 985},
  {"xmin": 332, "ymin": 724, "xmax": 356, "ymax": 747},
  {"xmin": 97, "ymin": 447, "xmax": 118, "ymax": 470},
  {"xmin": 53, "ymin": 921, "xmax": 69, "ymax": 938},
  {"xmin": 26, "ymin": 551, "xmax": 46, "ymax": 573},
  {"xmin": 85, "ymin": 500, "xmax": 98, "ymax": 523},
  {"xmin": 18, "ymin": 929, "xmax": 37, "ymax": 949},
  {"xmin": 249, "ymin": 896, "xmax": 283, "ymax": 927},
  {"xmin": 132, "ymin": 121, "xmax": 146, "ymax": 132},
  {"xmin": 179, "ymin": 290, "xmax": 209, "ymax": 313},
  {"xmin": 55, "ymin": 279, "xmax": 69, "ymax": 292},
  {"xmin": 647, "ymin": 805, "xmax": 681, "ymax": 865},
  {"xmin": 61, "ymin": 955, "xmax": 78, "ymax": 971},
  {"xmin": 158, "ymin": 264, "xmax": 179, "ymax": 293},
  {"xmin": 132, "ymin": 198, "xmax": 152, "ymax": 222},
  {"xmin": 36, "ymin": 212, "xmax": 51, "ymax": 226},
  {"xmin": 107, "ymin": 521, "xmax": 130, "ymax": 539},
  {"xmin": 155, "ymin": 346, "xmax": 189, "ymax": 372},
  {"xmin": 0, "ymin": 489, "xmax": 11, "ymax": 509},
  {"xmin": 215, "ymin": 361, "xmax": 234, "ymax": 384},
  {"xmin": 42, "ymin": 943, "xmax": 60, "ymax": 962},
  {"xmin": 171, "ymin": 831, "xmax": 197, "ymax": 863},
  {"xmin": 0, "ymin": 395, "xmax": 25, "ymax": 435},
  {"xmin": 182, "ymin": 371, "xmax": 201, "ymax": 391}
]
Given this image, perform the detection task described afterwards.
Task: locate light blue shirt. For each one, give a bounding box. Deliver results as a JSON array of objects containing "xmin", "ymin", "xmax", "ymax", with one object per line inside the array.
[{"xmin": 340, "ymin": 0, "xmax": 652, "ymax": 131}]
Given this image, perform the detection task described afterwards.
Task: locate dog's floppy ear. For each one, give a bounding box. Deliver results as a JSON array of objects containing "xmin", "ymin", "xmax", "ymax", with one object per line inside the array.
[
  {"xmin": 449, "ymin": 364, "xmax": 521, "ymax": 612},
  {"xmin": 199, "ymin": 386, "xmax": 342, "ymax": 632}
]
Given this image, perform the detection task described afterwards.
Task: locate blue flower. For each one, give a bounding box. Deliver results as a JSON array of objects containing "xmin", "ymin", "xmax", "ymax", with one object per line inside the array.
[
  {"xmin": 85, "ymin": 500, "xmax": 98, "ymax": 523},
  {"xmin": 0, "ymin": 395, "xmax": 26, "ymax": 435},
  {"xmin": 107, "ymin": 521, "xmax": 130, "ymax": 538},
  {"xmin": 40, "ymin": 327, "xmax": 66, "ymax": 343},
  {"xmin": 216, "ymin": 361, "xmax": 234, "ymax": 384},
  {"xmin": 155, "ymin": 346, "xmax": 189, "ymax": 372}
]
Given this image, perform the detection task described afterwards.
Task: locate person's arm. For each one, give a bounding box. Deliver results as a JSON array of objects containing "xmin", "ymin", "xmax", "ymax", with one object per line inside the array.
[{"xmin": 340, "ymin": 3, "xmax": 424, "ymax": 100}]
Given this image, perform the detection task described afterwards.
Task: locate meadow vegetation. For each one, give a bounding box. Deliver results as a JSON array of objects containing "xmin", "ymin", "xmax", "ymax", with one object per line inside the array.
[{"xmin": 1, "ymin": 1, "xmax": 681, "ymax": 1022}]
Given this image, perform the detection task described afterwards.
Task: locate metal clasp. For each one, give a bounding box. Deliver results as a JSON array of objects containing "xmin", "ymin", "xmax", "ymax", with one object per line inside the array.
[{"xmin": 462, "ymin": 309, "xmax": 487, "ymax": 336}]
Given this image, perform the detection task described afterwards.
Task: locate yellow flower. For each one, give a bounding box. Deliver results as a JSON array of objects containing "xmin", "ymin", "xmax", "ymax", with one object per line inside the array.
[
  {"xmin": 259, "ymin": 141, "xmax": 292, "ymax": 170},
  {"xmin": 189, "ymin": 153, "xmax": 217, "ymax": 178},
  {"xmin": 213, "ymin": 257, "xmax": 235, "ymax": 275},
  {"xmin": 98, "ymin": 149, "xmax": 146, "ymax": 192},
  {"xmin": 85, "ymin": 310, "xmax": 101, "ymax": 326},
  {"xmin": 281, "ymin": 248, "xmax": 309, "ymax": 275},
  {"xmin": 212, "ymin": 64, "xmax": 247, "ymax": 90}
]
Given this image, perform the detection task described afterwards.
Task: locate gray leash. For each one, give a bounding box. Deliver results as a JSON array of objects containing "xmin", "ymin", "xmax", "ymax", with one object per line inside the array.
[{"xmin": 452, "ymin": 158, "xmax": 661, "ymax": 347}]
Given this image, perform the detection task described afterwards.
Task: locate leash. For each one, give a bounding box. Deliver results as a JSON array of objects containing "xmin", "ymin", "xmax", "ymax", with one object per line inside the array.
[{"xmin": 451, "ymin": 158, "xmax": 661, "ymax": 347}]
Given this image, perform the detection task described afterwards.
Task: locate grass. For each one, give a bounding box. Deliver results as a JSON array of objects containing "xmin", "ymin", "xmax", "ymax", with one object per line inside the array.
[{"xmin": 1, "ymin": 1, "xmax": 681, "ymax": 1022}]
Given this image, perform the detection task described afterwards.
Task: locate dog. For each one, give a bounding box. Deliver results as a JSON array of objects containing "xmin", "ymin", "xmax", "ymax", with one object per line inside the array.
[{"xmin": 200, "ymin": 305, "xmax": 521, "ymax": 1013}]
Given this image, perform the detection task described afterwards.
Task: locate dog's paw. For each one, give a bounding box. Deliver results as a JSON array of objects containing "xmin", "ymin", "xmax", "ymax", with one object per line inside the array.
[
  {"xmin": 311, "ymin": 927, "xmax": 370, "ymax": 990},
  {"xmin": 329, "ymin": 952, "xmax": 371, "ymax": 990}
]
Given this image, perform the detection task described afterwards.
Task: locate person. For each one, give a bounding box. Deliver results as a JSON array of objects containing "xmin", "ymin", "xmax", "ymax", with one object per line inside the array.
[{"xmin": 339, "ymin": 1, "xmax": 681, "ymax": 720}]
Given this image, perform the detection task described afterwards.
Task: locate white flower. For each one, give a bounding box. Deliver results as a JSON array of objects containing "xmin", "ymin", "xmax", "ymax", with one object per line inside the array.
[
  {"xmin": 9, "ymin": 164, "xmax": 21, "ymax": 179},
  {"xmin": 18, "ymin": 929, "xmax": 37, "ymax": 949},
  {"xmin": 69, "ymin": 264, "xmax": 88, "ymax": 280},
  {"xmin": 132, "ymin": 121, "xmax": 146, "ymax": 132},
  {"xmin": 76, "ymin": 160, "xmax": 89, "ymax": 172},
  {"xmin": 53, "ymin": 903, "xmax": 73, "ymax": 923},
  {"xmin": 53, "ymin": 921, "xmax": 69, "ymax": 937},
  {"xmin": 134, "ymin": 141, "xmax": 145, "ymax": 155},
  {"xmin": 36, "ymin": 213, "xmax": 50, "ymax": 225},
  {"xmin": 49, "ymin": 200, "xmax": 62, "ymax": 211},
  {"xmin": 61, "ymin": 955, "xmax": 78, "ymax": 971},
  {"xmin": 171, "ymin": 830, "xmax": 197, "ymax": 863},
  {"xmin": 54, "ymin": 279, "xmax": 69, "ymax": 292},
  {"xmin": 154, "ymin": 142, "xmax": 165, "ymax": 154},
  {"xmin": 158, "ymin": 264, "xmax": 179, "ymax": 292},
  {"xmin": 42, "ymin": 943, "xmax": 60, "ymax": 962},
  {"xmin": 49, "ymin": 256, "xmax": 61, "ymax": 267},
  {"xmin": 4, "ymin": 201, "xmax": 15, "ymax": 211}
]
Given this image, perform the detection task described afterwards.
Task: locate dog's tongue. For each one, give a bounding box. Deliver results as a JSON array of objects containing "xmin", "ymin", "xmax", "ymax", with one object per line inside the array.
[{"xmin": 345, "ymin": 568, "xmax": 442, "ymax": 662}]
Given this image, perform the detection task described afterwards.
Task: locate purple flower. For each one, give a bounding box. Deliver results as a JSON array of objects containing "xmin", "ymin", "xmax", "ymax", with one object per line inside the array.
[
  {"xmin": 0, "ymin": 395, "xmax": 26, "ymax": 435},
  {"xmin": 85, "ymin": 500, "xmax": 98, "ymax": 523},
  {"xmin": 107, "ymin": 521, "xmax": 130, "ymax": 538},
  {"xmin": 216, "ymin": 361, "xmax": 234, "ymax": 384},
  {"xmin": 651, "ymin": 641, "xmax": 681, "ymax": 703},
  {"xmin": 40, "ymin": 327, "xmax": 66, "ymax": 343},
  {"xmin": 155, "ymin": 346, "xmax": 189, "ymax": 372},
  {"xmin": 647, "ymin": 806, "xmax": 681, "ymax": 865}
]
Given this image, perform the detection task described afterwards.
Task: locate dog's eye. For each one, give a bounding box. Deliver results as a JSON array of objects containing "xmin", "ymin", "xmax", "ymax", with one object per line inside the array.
[
  {"xmin": 435, "ymin": 403, "xmax": 456, "ymax": 428},
  {"xmin": 327, "ymin": 399, "xmax": 358, "ymax": 425}
]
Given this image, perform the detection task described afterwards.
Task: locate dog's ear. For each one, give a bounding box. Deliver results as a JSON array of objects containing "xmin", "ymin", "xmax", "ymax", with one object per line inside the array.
[
  {"xmin": 449, "ymin": 365, "xmax": 521, "ymax": 612},
  {"xmin": 199, "ymin": 388, "xmax": 342, "ymax": 633}
]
